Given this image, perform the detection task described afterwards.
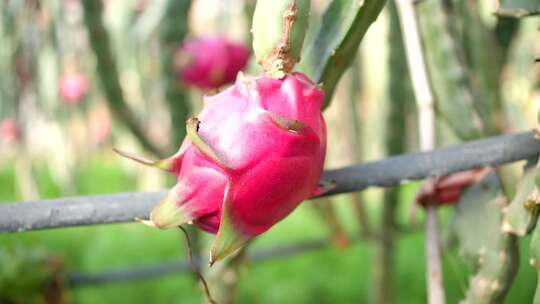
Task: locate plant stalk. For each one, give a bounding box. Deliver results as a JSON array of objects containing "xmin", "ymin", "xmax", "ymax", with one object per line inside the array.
[
  {"xmin": 347, "ymin": 59, "xmax": 373, "ymax": 240},
  {"xmin": 373, "ymin": 3, "xmax": 411, "ymax": 302},
  {"xmin": 395, "ymin": 0, "xmax": 445, "ymax": 303}
]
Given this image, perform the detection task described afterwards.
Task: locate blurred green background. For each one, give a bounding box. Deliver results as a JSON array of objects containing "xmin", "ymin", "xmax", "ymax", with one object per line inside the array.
[{"xmin": 0, "ymin": 164, "xmax": 537, "ymax": 303}]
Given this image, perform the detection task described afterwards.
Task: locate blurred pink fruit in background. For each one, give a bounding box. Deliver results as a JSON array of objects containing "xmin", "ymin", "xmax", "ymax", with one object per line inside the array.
[
  {"xmin": 60, "ymin": 72, "xmax": 88, "ymax": 105},
  {"xmin": 174, "ymin": 36, "xmax": 250, "ymax": 90},
  {"xmin": 0, "ymin": 118, "xmax": 20, "ymax": 144}
]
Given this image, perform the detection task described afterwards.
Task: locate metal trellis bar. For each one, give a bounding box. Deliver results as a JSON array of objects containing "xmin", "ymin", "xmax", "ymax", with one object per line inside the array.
[
  {"xmin": 0, "ymin": 130, "xmax": 539, "ymax": 233},
  {"xmin": 68, "ymin": 238, "xmax": 329, "ymax": 287}
]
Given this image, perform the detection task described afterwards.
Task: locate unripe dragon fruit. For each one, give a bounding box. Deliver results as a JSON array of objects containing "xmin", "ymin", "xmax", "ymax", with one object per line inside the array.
[
  {"xmin": 60, "ymin": 72, "xmax": 88, "ymax": 105},
  {"xmin": 416, "ymin": 168, "xmax": 491, "ymax": 207},
  {"xmin": 117, "ymin": 72, "xmax": 327, "ymax": 263},
  {"xmin": 174, "ymin": 37, "xmax": 250, "ymax": 90}
]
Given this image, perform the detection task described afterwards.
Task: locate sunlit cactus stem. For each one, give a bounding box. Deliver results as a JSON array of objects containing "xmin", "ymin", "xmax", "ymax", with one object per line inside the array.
[{"xmin": 252, "ymin": 0, "xmax": 310, "ymax": 78}]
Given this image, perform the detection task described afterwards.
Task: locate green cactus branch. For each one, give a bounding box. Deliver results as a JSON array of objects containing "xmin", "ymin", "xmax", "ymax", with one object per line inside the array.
[
  {"xmin": 373, "ymin": 3, "xmax": 411, "ymax": 303},
  {"xmin": 252, "ymin": 0, "xmax": 311, "ymax": 78},
  {"xmin": 502, "ymin": 158, "xmax": 540, "ymax": 236},
  {"xmin": 416, "ymin": 0, "xmax": 484, "ymax": 140},
  {"xmin": 159, "ymin": 0, "xmax": 192, "ymax": 150},
  {"xmin": 432, "ymin": 0, "xmax": 508, "ymax": 137},
  {"xmin": 417, "ymin": 2, "xmax": 519, "ymax": 302},
  {"xmin": 457, "ymin": 0, "xmax": 508, "ymax": 135},
  {"xmin": 494, "ymin": 17, "xmax": 520, "ymax": 65},
  {"xmin": 299, "ymin": 0, "xmax": 386, "ymax": 109},
  {"xmin": 418, "ymin": 0, "xmax": 508, "ymax": 139},
  {"xmin": 82, "ymin": 0, "xmax": 165, "ymax": 158},
  {"xmin": 529, "ymin": 214, "xmax": 540, "ymax": 302},
  {"xmin": 451, "ymin": 173, "xmax": 519, "ymax": 304}
]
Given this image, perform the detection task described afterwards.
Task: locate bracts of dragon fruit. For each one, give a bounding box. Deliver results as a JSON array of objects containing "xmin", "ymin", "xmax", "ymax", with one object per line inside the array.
[{"xmin": 116, "ymin": 0, "xmax": 326, "ymax": 265}]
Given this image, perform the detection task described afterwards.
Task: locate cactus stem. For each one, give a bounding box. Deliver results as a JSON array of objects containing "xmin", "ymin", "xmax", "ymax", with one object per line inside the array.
[{"xmin": 259, "ymin": 1, "xmax": 298, "ymax": 79}]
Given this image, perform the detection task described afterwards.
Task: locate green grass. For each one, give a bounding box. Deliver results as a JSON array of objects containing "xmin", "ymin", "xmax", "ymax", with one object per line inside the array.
[{"xmin": 0, "ymin": 158, "xmax": 537, "ymax": 303}]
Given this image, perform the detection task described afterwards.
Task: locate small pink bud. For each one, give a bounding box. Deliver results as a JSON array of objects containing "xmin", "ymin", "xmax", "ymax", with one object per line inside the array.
[
  {"xmin": 117, "ymin": 72, "xmax": 327, "ymax": 263},
  {"xmin": 174, "ymin": 37, "xmax": 250, "ymax": 90},
  {"xmin": 60, "ymin": 73, "xmax": 88, "ymax": 105}
]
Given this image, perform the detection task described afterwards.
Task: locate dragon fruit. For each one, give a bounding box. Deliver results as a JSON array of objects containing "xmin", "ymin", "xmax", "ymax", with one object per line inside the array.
[
  {"xmin": 0, "ymin": 118, "xmax": 20, "ymax": 144},
  {"xmin": 117, "ymin": 72, "xmax": 327, "ymax": 263},
  {"xmin": 60, "ymin": 72, "xmax": 88, "ymax": 105},
  {"xmin": 116, "ymin": 0, "xmax": 327, "ymax": 264},
  {"xmin": 174, "ymin": 37, "xmax": 250, "ymax": 90}
]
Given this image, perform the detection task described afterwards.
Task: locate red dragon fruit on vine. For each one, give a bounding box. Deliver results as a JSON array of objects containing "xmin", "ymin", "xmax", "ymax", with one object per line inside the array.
[
  {"xmin": 116, "ymin": 72, "xmax": 327, "ymax": 263},
  {"xmin": 60, "ymin": 72, "xmax": 88, "ymax": 105},
  {"xmin": 117, "ymin": 0, "xmax": 327, "ymax": 264},
  {"xmin": 174, "ymin": 36, "xmax": 250, "ymax": 90}
]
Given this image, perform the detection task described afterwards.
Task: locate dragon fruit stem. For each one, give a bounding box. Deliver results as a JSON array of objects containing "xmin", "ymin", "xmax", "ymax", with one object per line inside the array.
[{"xmin": 252, "ymin": 0, "xmax": 311, "ymax": 79}]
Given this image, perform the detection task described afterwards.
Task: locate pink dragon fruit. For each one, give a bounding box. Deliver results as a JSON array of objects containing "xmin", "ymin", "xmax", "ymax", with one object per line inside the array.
[
  {"xmin": 174, "ymin": 37, "xmax": 250, "ymax": 90},
  {"xmin": 0, "ymin": 118, "xmax": 20, "ymax": 144},
  {"xmin": 60, "ymin": 72, "xmax": 88, "ymax": 105},
  {"xmin": 117, "ymin": 72, "xmax": 327, "ymax": 263}
]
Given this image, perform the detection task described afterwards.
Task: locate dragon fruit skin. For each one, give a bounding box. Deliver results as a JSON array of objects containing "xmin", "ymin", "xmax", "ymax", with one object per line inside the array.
[
  {"xmin": 118, "ymin": 72, "xmax": 326, "ymax": 262},
  {"xmin": 174, "ymin": 37, "xmax": 250, "ymax": 90}
]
